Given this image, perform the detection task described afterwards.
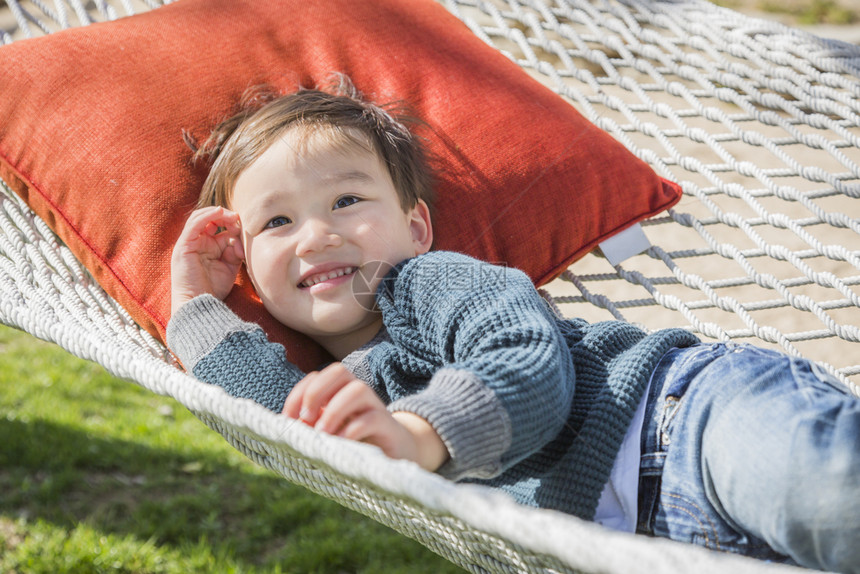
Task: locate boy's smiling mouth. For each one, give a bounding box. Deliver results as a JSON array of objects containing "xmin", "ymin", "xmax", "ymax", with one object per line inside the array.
[{"xmin": 298, "ymin": 265, "xmax": 359, "ymax": 289}]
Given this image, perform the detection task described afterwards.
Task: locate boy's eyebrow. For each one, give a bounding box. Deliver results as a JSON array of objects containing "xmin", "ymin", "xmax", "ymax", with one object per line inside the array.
[{"xmin": 321, "ymin": 170, "xmax": 376, "ymax": 184}]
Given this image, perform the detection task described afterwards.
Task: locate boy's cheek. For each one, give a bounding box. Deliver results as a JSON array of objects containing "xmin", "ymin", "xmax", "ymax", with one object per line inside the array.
[
  {"xmin": 243, "ymin": 246, "xmax": 291, "ymax": 306},
  {"xmin": 241, "ymin": 247, "xmax": 262, "ymax": 294},
  {"xmin": 241, "ymin": 235, "xmax": 262, "ymax": 283}
]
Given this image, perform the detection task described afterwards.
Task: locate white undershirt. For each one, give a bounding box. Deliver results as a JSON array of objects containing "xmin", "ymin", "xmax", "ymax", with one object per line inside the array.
[{"xmin": 591, "ymin": 378, "xmax": 652, "ymax": 533}]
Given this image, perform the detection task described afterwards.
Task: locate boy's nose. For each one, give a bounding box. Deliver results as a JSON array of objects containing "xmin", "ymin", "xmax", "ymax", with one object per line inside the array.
[{"xmin": 295, "ymin": 218, "xmax": 341, "ymax": 255}]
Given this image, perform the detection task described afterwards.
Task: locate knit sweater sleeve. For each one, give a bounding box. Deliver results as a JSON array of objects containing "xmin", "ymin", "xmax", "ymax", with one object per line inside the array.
[
  {"xmin": 165, "ymin": 294, "xmax": 305, "ymax": 413},
  {"xmin": 378, "ymin": 252, "xmax": 576, "ymax": 481}
]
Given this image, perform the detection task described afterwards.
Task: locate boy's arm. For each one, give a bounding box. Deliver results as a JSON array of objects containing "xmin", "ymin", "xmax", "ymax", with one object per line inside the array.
[
  {"xmin": 169, "ymin": 294, "xmax": 445, "ymax": 468},
  {"xmin": 169, "ymin": 207, "xmax": 304, "ymax": 411},
  {"xmin": 167, "ymin": 294, "xmax": 305, "ymax": 413},
  {"xmin": 168, "ymin": 207, "xmax": 441, "ymax": 465},
  {"xmin": 378, "ymin": 252, "xmax": 576, "ymax": 481},
  {"xmin": 283, "ymin": 362, "xmax": 448, "ymax": 471}
]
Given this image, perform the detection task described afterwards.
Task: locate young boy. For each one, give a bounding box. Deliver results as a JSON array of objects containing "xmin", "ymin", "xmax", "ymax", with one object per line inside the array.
[{"xmin": 168, "ymin": 76, "xmax": 860, "ymax": 573}]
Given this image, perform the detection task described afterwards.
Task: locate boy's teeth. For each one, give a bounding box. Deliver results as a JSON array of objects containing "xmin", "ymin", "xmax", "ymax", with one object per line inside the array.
[{"xmin": 302, "ymin": 267, "xmax": 355, "ymax": 287}]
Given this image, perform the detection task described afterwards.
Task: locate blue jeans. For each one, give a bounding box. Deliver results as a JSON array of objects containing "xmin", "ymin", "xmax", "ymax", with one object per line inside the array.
[{"xmin": 637, "ymin": 343, "xmax": 860, "ymax": 573}]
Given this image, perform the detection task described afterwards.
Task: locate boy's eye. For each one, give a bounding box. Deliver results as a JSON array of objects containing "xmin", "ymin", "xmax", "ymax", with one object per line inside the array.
[
  {"xmin": 333, "ymin": 196, "xmax": 360, "ymax": 209},
  {"xmin": 264, "ymin": 216, "xmax": 291, "ymax": 229}
]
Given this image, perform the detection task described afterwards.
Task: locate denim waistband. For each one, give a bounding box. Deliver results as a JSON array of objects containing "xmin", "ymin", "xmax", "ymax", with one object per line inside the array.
[
  {"xmin": 639, "ymin": 343, "xmax": 732, "ymax": 473},
  {"xmin": 636, "ymin": 342, "xmax": 736, "ymax": 534}
]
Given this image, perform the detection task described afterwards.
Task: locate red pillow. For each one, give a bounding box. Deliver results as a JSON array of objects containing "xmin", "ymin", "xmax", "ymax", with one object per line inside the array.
[{"xmin": 0, "ymin": 0, "xmax": 681, "ymax": 371}]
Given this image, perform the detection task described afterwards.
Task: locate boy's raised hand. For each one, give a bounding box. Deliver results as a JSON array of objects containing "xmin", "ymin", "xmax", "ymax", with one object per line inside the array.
[
  {"xmin": 171, "ymin": 206, "xmax": 244, "ymax": 316},
  {"xmin": 284, "ymin": 363, "xmax": 449, "ymax": 472}
]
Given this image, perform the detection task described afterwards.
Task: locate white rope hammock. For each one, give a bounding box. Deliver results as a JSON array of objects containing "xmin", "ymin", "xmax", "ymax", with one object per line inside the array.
[{"xmin": 2, "ymin": 0, "xmax": 858, "ymax": 572}]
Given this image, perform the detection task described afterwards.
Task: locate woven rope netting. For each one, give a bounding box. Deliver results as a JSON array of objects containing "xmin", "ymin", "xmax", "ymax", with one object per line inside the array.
[
  {"xmin": 1, "ymin": 0, "xmax": 858, "ymax": 573},
  {"xmin": 439, "ymin": 0, "xmax": 860, "ymax": 393}
]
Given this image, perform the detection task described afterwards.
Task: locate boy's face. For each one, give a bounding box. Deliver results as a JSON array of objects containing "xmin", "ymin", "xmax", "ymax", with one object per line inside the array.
[{"xmin": 231, "ymin": 127, "xmax": 432, "ymax": 358}]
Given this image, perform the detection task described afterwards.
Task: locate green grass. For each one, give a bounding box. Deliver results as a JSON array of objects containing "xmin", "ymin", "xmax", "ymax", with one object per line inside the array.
[
  {"xmin": 712, "ymin": 0, "xmax": 858, "ymax": 24},
  {"xmin": 760, "ymin": 0, "xmax": 856, "ymax": 24},
  {"xmin": 0, "ymin": 324, "xmax": 465, "ymax": 574}
]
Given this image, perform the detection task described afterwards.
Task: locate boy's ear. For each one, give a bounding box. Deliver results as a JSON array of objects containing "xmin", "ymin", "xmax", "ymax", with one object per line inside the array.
[{"xmin": 409, "ymin": 200, "xmax": 434, "ymax": 255}]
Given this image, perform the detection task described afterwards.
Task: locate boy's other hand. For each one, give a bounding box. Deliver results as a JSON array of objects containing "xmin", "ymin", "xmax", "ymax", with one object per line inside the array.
[
  {"xmin": 283, "ymin": 363, "xmax": 449, "ymax": 472},
  {"xmin": 171, "ymin": 206, "xmax": 244, "ymax": 316}
]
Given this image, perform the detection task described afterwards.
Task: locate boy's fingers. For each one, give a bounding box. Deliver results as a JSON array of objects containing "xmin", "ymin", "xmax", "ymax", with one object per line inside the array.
[
  {"xmin": 178, "ymin": 207, "xmax": 224, "ymax": 238},
  {"xmin": 215, "ymin": 235, "xmax": 244, "ymax": 265},
  {"xmin": 314, "ymin": 380, "xmax": 380, "ymax": 435},
  {"xmin": 337, "ymin": 409, "xmax": 390, "ymax": 444},
  {"xmin": 300, "ymin": 364, "xmax": 357, "ymax": 423},
  {"xmin": 179, "ymin": 207, "xmax": 241, "ymax": 243},
  {"xmin": 174, "ymin": 210, "xmax": 243, "ymax": 269},
  {"xmin": 284, "ymin": 364, "xmax": 354, "ymax": 425},
  {"xmin": 224, "ymin": 240, "xmax": 244, "ymax": 265},
  {"xmin": 228, "ymin": 236, "xmax": 245, "ymax": 262},
  {"xmin": 283, "ymin": 370, "xmax": 316, "ymax": 419}
]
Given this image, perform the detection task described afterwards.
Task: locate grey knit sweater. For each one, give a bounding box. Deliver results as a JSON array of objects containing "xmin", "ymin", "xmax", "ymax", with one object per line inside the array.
[{"xmin": 167, "ymin": 251, "xmax": 699, "ymax": 520}]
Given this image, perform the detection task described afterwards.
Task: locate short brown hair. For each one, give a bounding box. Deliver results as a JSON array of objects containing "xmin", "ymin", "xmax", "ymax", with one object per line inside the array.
[{"xmin": 188, "ymin": 74, "xmax": 434, "ymax": 212}]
